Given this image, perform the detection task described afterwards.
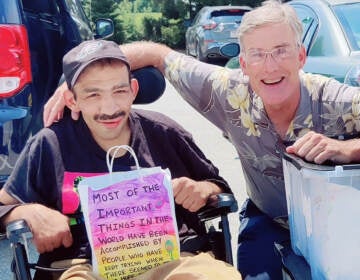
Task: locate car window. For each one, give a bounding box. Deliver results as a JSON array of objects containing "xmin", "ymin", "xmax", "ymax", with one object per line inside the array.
[
  {"xmin": 291, "ymin": 4, "xmax": 319, "ymax": 55},
  {"xmin": 199, "ymin": 9, "xmax": 210, "ymax": 24},
  {"xmin": 333, "ymin": 3, "xmax": 360, "ymax": 51},
  {"xmin": 64, "ymin": 0, "xmax": 89, "ymax": 24},
  {"xmin": 22, "ymin": 0, "xmax": 59, "ymax": 14},
  {"xmin": 0, "ymin": 0, "xmax": 21, "ymax": 23},
  {"xmin": 210, "ymin": 10, "xmax": 246, "ymax": 23},
  {"xmin": 292, "ymin": 3, "xmax": 345, "ymax": 57}
]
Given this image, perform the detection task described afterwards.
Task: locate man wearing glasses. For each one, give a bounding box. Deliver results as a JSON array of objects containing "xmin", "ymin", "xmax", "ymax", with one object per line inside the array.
[{"xmin": 45, "ymin": 0, "xmax": 360, "ymax": 279}]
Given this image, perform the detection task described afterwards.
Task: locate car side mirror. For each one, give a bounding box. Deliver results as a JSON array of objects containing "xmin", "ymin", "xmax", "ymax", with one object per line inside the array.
[
  {"xmin": 94, "ymin": 18, "xmax": 114, "ymax": 39},
  {"xmin": 220, "ymin": 43, "xmax": 240, "ymax": 58}
]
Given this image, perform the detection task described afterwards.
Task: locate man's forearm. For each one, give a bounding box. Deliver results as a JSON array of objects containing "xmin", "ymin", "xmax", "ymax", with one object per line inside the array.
[
  {"xmin": 0, "ymin": 204, "xmax": 21, "ymax": 232},
  {"xmin": 0, "ymin": 188, "xmax": 22, "ymax": 231},
  {"xmin": 120, "ymin": 41, "xmax": 172, "ymax": 73}
]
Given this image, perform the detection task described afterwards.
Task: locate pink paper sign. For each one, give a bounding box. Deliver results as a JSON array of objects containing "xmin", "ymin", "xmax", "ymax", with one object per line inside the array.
[{"xmin": 82, "ymin": 171, "xmax": 180, "ymax": 279}]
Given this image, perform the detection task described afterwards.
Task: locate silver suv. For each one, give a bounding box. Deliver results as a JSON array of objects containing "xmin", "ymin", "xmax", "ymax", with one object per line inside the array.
[{"xmin": 185, "ymin": 5, "xmax": 251, "ymax": 62}]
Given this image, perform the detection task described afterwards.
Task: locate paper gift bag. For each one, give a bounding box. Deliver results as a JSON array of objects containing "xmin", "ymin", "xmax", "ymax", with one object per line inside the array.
[{"xmin": 78, "ymin": 145, "xmax": 180, "ymax": 280}]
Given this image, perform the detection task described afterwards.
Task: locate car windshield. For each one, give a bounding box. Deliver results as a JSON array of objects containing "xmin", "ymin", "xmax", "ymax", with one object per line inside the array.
[
  {"xmin": 333, "ymin": 2, "xmax": 360, "ymax": 51},
  {"xmin": 210, "ymin": 10, "xmax": 246, "ymax": 23}
]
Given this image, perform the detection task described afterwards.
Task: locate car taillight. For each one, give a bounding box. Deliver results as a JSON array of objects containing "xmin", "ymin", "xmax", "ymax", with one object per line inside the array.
[
  {"xmin": 0, "ymin": 24, "xmax": 32, "ymax": 98},
  {"xmin": 202, "ymin": 21, "xmax": 217, "ymax": 30}
]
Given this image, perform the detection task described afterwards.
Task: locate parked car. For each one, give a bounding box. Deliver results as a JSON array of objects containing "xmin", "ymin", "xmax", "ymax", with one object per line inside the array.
[
  {"xmin": 224, "ymin": 0, "xmax": 360, "ymax": 86},
  {"xmin": 0, "ymin": 0, "xmax": 114, "ymax": 186},
  {"xmin": 185, "ymin": 5, "xmax": 252, "ymax": 62}
]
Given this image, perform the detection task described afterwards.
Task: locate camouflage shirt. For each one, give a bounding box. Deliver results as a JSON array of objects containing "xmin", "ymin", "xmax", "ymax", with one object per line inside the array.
[{"xmin": 164, "ymin": 51, "xmax": 360, "ymax": 220}]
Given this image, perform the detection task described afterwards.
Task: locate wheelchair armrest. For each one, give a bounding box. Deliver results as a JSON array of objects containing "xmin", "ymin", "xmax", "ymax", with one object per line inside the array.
[
  {"xmin": 6, "ymin": 219, "xmax": 85, "ymax": 278},
  {"xmin": 6, "ymin": 219, "xmax": 33, "ymax": 280},
  {"xmin": 198, "ymin": 193, "xmax": 238, "ymax": 222},
  {"xmin": 197, "ymin": 193, "xmax": 237, "ymax": 265}
]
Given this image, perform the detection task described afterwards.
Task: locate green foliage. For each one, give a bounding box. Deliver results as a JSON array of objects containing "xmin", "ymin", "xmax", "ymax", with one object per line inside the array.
[
  {"xmin": 90, "ymin": 0, "xmax": 116, "ymax": 17},
  {"xmin": 81, "ymin": 0, "xmax": 92, "ymax": 22},
  {"xmin": 142, "ymin": 16, "xmax": 186, "ymax": 48},
  {"xmin": 143, "ymin": 16, "xmax": 163, "ymax": 41},
  {"xmin": 161, "ymin": 19, "xmax": 186, "ymax": 48},
  {"xmin": 82, "ymin": 0, "xmax": 126, "ymax": 43},
  {"xmin": 118, "ymin": 0, "xmax": 133, "ymax": 12},
  {"xmin": 117, "ymin": 12, "xmax": 162, "ymax": 42},
  {"xmin": 81, "ymin": 0, "xmax": 265, "ymax": 47},
  {"xmin": 132, "ymin": 0, "xmax": 153, "ymax": 12},
  {"xmin": 111, "ymin": 9, "xmax": 126, "ymax": 43}
]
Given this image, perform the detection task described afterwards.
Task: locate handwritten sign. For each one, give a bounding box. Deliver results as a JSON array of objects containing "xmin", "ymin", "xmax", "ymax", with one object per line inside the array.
[{"xmin": 78, "ymin": 167, "xmax": 180, "ymax": 280}]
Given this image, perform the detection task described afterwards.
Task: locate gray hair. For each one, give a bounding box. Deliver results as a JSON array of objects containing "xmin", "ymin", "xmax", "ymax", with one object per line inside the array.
[{"xmin": 238, "ymin": 0, "xmax": 303, "ymax": 50}]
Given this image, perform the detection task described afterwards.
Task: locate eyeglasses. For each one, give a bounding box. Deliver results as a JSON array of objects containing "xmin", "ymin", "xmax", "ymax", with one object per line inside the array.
[{"xmin": 244, "ymin": 45, "xmax": 298, "ymax": 65}]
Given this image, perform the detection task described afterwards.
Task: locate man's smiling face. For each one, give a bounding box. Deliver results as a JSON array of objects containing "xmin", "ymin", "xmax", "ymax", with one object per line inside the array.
[
  {"xmin": 71, "ymin": 59, "xmax": 138, "ymax": 150},
  {"xmin": 239, "ymin": 22, "xmax": 306, "ymax": 111}
]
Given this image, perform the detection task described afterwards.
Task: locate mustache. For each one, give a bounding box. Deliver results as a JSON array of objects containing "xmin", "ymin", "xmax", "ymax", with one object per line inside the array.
[{"xmin": 94, "ymin": 111, "xmax": 126, "ymax": 121}]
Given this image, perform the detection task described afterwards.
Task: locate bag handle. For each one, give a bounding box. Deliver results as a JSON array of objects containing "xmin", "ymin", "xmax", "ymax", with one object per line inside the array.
[{"xmin": 106, "ymin": 145, "xmax": 140, "ymax": 174}]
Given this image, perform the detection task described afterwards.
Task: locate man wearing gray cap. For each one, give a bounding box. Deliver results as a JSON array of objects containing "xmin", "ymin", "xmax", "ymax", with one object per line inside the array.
[{"xmin": 0, "ymin": 40, "xmax": 241, "ymax": 279}]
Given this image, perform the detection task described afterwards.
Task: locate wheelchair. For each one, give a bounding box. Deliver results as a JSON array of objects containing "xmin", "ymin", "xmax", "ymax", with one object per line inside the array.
[
  {"xmin": 1, "ymin": 193, "xmax": 238, "ymax": 280},
  {"xmin": 0, "ymin": 64, "xmax": 238, "ymax": 279}
]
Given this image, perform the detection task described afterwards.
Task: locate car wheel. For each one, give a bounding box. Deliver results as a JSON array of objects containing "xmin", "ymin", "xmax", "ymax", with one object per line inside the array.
[{"xmin": 196, "ymin": 43, "xmax": 208, "ymax": 62}]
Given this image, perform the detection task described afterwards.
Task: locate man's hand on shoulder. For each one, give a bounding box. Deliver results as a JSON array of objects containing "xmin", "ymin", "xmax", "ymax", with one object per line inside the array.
[
  {"xmin": 4, "ymin": 204, "xmax": 73, "ymax": 253},
  {"xmin": 172, "ymin": 177, "xmax": 222, "ymax": 212},
  {"xmin": 43, "ymin": 81, "xmax": 80, "ymax": 127}
]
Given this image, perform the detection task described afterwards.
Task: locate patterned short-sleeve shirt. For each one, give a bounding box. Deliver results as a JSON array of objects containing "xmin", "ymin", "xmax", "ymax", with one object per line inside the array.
[{"xmin": 164, "ymin": 51, "xmax": 360, "ymax": 220}]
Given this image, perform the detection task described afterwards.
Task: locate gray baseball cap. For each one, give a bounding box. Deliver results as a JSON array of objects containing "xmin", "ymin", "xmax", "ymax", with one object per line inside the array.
[{"xmin": 63, "ymin": 39, "xmax": 130, "ymax": 90}]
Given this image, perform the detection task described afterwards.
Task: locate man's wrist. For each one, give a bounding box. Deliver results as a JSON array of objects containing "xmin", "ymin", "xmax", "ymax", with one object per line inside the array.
[
  {"xmin": 345, "ymin": 138, "xmax": 360, "ymax": 162},
  {"xmin": 0, "ymin": 204, "xmax": 21, "ymax": 231}
]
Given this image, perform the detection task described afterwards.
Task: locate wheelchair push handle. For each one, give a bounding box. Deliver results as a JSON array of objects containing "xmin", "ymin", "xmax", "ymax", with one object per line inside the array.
[
  {"xmin": 6, "ymin": 219, "xmax": 32, "ymax": 244},
  {"xmin": 6, "ymin": 219, "xmax": 33, "ymax": 280}
]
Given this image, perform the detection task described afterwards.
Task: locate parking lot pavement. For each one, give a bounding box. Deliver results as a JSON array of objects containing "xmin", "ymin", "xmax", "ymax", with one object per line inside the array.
[{"xmin": 135, "ymin": 79, "xmax": 248, "ymax": 265}]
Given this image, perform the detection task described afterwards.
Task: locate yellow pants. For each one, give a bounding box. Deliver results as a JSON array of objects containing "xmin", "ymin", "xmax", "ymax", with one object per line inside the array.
[{"xmin": 56, "ymin": 253, "xmax": 242, "ymax": 280}]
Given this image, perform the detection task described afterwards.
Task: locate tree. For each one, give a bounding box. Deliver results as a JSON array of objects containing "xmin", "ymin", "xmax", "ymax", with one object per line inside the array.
[
  {"xmin": 163, "ymin": 1, "xmax": 179, "ymax": 19},
  {"xmin": 133, "ymin": 0, "xmax": 153, "ymax": 12},
  {"xmin": 81, "ymin": 0, "xmax": 92, "ymax": 22},
  {"xmin": 80, "ymin": 0, "xmax": 265, "ymax": 47},
  {"xmin": 82, "ymin": 0, "xmax": 126, "ymax": 43}
]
